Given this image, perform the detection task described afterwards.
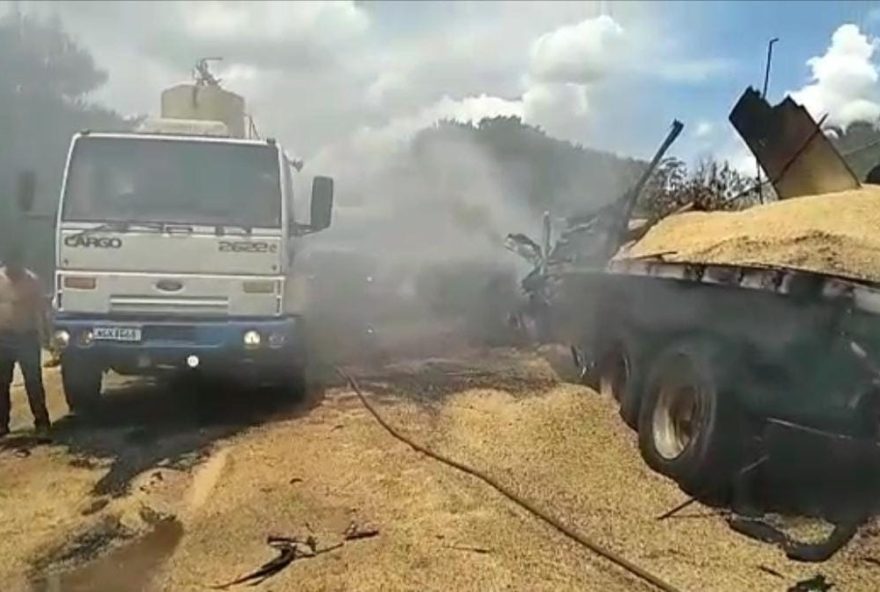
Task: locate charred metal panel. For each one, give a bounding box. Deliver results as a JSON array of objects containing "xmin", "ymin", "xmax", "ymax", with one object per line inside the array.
[
  {"xmin": 604, "ymin": 258, "xmax": 880, "ymax": 314},
  {"xmin": 729, "ymin": 87, "xmax": 860, "ymax": 199}
]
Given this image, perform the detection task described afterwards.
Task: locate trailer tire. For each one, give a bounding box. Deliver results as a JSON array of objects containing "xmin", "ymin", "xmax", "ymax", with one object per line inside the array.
[
  {"xmin": 637, "ymin": 338, "xmax": 742, "ymax": 497},
  {"xmin": 61, "ymin": 359, "xmax": 103, "ymax": 416},
  {"xmin": 597, "ymin": 331, "xmax": 644, "ymax": 429}
]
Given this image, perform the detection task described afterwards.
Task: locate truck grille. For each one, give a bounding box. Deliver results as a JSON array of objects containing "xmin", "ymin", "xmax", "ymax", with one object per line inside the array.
[{"xmin": 109, "ymin": 295, "xmax": 229, "ymax": 316}]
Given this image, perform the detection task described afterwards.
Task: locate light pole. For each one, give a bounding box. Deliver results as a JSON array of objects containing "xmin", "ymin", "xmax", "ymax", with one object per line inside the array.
[
  {"xmin": 756, "ymin": 38, "xmax": 779, "ymax": 203},
  {"xmin": 763, "ymin": 38, "xmax": 779, "ymax": 98}
]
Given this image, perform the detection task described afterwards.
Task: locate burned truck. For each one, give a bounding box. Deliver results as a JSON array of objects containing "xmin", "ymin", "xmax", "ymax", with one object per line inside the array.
[{"xmin": 509, "ymin": 89, "xmax": 880, "ymax": 513}]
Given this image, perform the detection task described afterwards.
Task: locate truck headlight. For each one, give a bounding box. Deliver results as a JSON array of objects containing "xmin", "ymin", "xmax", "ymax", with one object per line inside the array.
[
  {"xmin": 53, "ymin": 330, "xmax": 70, "ymax": 350},
  {"xmin": 243, "ymin": 330, "xmax": 262, "ymax": 349},
  {"xmin": 79, "ymin": 329, "xmax": 94, "ymax": 347}
]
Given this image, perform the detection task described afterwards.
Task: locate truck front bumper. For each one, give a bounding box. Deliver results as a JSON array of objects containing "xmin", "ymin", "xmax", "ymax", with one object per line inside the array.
[{"xmin": 52, "ymin": 315, "xmax": 307, "ymax": 374}]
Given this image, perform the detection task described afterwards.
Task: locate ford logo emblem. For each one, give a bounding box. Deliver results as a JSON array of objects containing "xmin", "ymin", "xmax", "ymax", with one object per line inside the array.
[{"xmin": 155, "ymin": 279, "xmax": 183, "ymax": 292}]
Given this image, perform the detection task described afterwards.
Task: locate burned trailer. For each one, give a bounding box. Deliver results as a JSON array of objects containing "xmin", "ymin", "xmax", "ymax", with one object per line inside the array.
[
  {"xmin": 506, "ymin": 88, "xmax": 880, "ymax": 509},
  {"xmin": 559, "ymin": 257, "xmax": 880, "ymax": 496}
]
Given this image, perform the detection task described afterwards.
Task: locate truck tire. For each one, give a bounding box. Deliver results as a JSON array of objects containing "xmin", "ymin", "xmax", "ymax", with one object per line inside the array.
[
  {"xmin": 637, "ymin": 338, "xmax": 743, "ymax": 497},
  {"xmin": 597, "ymin": 331, "xmax": 644, "ymax": 429},
  {"xmin": 276, "ymin": 364, "xmax": 307, "ymax": 402},
  {"xmin": 61, "ymin": 359, "xmax": 103, "ymax": 416},
  {"xmin": 288, "ymin": 367, "xmax": 307, "ymax": 400}
]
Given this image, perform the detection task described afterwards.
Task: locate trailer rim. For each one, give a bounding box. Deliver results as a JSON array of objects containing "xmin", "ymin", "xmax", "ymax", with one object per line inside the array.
[
  {"xmin": 599, "ymin": 346, "xmax": 630, "ymax": 404},
  {"xmin": 652, "ymin": 379, "xmax": 700, "ymax": 460}
]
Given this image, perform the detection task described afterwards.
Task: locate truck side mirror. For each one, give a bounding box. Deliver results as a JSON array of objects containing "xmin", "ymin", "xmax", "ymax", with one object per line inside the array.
[
  {"xmin": 310, "ymin": 176, "xmax": 334, "ymax": 231},
  {"xmin": 16, "ymin": 170, "xmax": 35, "ymax": 213}
]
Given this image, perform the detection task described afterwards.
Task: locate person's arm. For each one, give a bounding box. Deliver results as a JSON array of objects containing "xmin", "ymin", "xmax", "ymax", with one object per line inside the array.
[{"xmin": 31, "ymin": 276, "xmax": 52, "ymax": 348}]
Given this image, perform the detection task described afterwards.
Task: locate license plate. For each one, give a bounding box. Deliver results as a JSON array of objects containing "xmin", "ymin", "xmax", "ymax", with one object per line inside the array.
[{"xmin": 93, "ymin": 326, "xmax": 142, "ymax": 342}]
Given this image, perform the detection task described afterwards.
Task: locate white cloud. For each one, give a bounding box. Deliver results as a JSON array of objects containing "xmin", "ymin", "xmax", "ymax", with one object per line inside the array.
[
  {"xmin": 529, "ymin": 15, "xmax": 625, "ymax": 84},
  {"xmin": 19, "ymin": 0, "xmax": 378, "ymax": 153},
  {"xmin": 790, "ymin": 24, "xmax": 880, "ymax": 129},
  {"xmin": 15, "ymin": 1, "xmax": 728, "ymax": 161},
  {"xmin": 694, "ymin": 120, "xmax": 714, "ymax": 138},
  {"xmin": 178, "ymin": 1, "xmax": 370, "ymax": 57},
  {"xmin": 518, "ymin": 15, "xmax": 626, "ymax": 138}
]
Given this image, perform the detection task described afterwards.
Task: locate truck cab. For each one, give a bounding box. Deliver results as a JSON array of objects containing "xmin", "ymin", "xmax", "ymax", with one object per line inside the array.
[{"xmin": 50, "ymin": 124, "xmax": 333, "ymax": 413}]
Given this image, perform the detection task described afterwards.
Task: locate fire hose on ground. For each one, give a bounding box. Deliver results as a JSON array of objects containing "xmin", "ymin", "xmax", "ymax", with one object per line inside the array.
[{"xmin": 336, "ymin": 367, "xmax": 683, "ymax": 592}]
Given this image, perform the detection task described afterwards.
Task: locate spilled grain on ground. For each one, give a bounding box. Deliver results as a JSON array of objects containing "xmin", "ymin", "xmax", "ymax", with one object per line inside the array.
[{"xmin": 152, "ymin": 352, "xmax": 880, "ymax": 592}]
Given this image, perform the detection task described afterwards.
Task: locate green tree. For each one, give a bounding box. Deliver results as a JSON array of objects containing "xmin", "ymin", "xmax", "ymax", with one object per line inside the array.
[
  {"xmin": 411, "ymin": 116, "xmax": 645, "ymax": 219},
  {"xmin": 637, "ymin": 157, "xmax": 762, "ymax": 219},
  {"xmin": 0, "ymin": 10, "xmax": 131, "ymax": 276}
]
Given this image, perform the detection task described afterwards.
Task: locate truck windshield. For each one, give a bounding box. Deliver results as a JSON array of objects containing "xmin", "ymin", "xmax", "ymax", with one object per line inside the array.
[{"xmin": 62, "ymin": 136, "xmax": 282, "ymax": 228}]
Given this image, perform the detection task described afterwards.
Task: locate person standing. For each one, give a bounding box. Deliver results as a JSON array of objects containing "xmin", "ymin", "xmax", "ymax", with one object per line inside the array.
[{"xmin": 0, "ymin": 248, "xmax": 51, "ymax": 436}]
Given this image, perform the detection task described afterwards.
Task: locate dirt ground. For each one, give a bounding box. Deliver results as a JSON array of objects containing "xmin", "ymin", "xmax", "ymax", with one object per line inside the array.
[{"xmin": 2, "ymin": 347, "xmax": 880, "ymax": 592}]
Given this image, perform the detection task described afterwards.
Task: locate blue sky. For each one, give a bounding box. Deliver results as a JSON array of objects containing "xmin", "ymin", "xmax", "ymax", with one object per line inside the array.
[
  {"xmin": 359, "ymin": 0, "xmax": 880, "ymax": 164},
  {"xmin": 585, "ymin": 1, "xmax": 880, "ymax": 160}
]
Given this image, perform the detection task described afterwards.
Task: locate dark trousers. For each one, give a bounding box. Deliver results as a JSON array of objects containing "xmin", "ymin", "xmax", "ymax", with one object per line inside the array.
[{"xmin": 0, "ymin": 331, "xmax": 49, "ymax": 430}]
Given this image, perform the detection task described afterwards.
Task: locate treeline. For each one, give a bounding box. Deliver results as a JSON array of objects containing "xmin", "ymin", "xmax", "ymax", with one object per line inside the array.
[
  {"xmin": 411, "ymin": 116, "xmax": 646, "ymax": 220},
  {"xmin": 410, "ymin": 117, "xmax": 774, "ymax": 227}
]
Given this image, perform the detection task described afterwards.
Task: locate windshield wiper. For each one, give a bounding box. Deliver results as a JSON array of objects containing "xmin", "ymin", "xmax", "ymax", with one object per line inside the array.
[{"xmin": 69, "ymin": 221, "xmax": 167, "ymax": 239}]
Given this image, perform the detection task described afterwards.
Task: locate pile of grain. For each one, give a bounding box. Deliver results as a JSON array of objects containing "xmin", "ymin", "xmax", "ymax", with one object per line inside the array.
[{"xmin": 624, "ymin": 185, "xmax": 880, "ymax": 283}]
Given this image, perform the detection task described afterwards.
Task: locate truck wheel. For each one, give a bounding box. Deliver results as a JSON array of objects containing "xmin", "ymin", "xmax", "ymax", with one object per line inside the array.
[
  {"xmin": 276, "ymin": 365, "xmax": 307, "ymax": 402},
  {"xmin": 597, "ymin": 332, "xmax": 643, "ymax": 429},
  {"xmin": 637, "ymin": 339, "xmax": 742, "ymax": 497},
  {"xmin": 61, "ymin": 359, "xmax": 103, "ymax": 416}
]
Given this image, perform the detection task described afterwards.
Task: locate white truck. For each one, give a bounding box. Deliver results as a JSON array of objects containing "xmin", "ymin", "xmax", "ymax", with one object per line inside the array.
[{"xmin": 41, "ymin": 77, "xmax": 334, "ymax": 413}]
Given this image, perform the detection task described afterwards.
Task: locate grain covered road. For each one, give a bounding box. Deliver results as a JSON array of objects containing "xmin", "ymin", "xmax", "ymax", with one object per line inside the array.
[{"xmin": 1, "ymin": 348, "xmax": 879, "ymax": 592}]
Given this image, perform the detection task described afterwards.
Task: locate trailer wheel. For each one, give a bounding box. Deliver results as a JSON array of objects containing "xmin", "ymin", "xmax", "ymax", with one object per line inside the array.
[
  {"xmin": 597, "ymin": 332, "xmax": 643, "ymax": 429},
  {"xmin": 61, "ymin": 359, "xmax": 103, "ymax": 416},
  {"xmin": 637, "ymin": 339, "xmax": 742, "ymax": 496}
]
